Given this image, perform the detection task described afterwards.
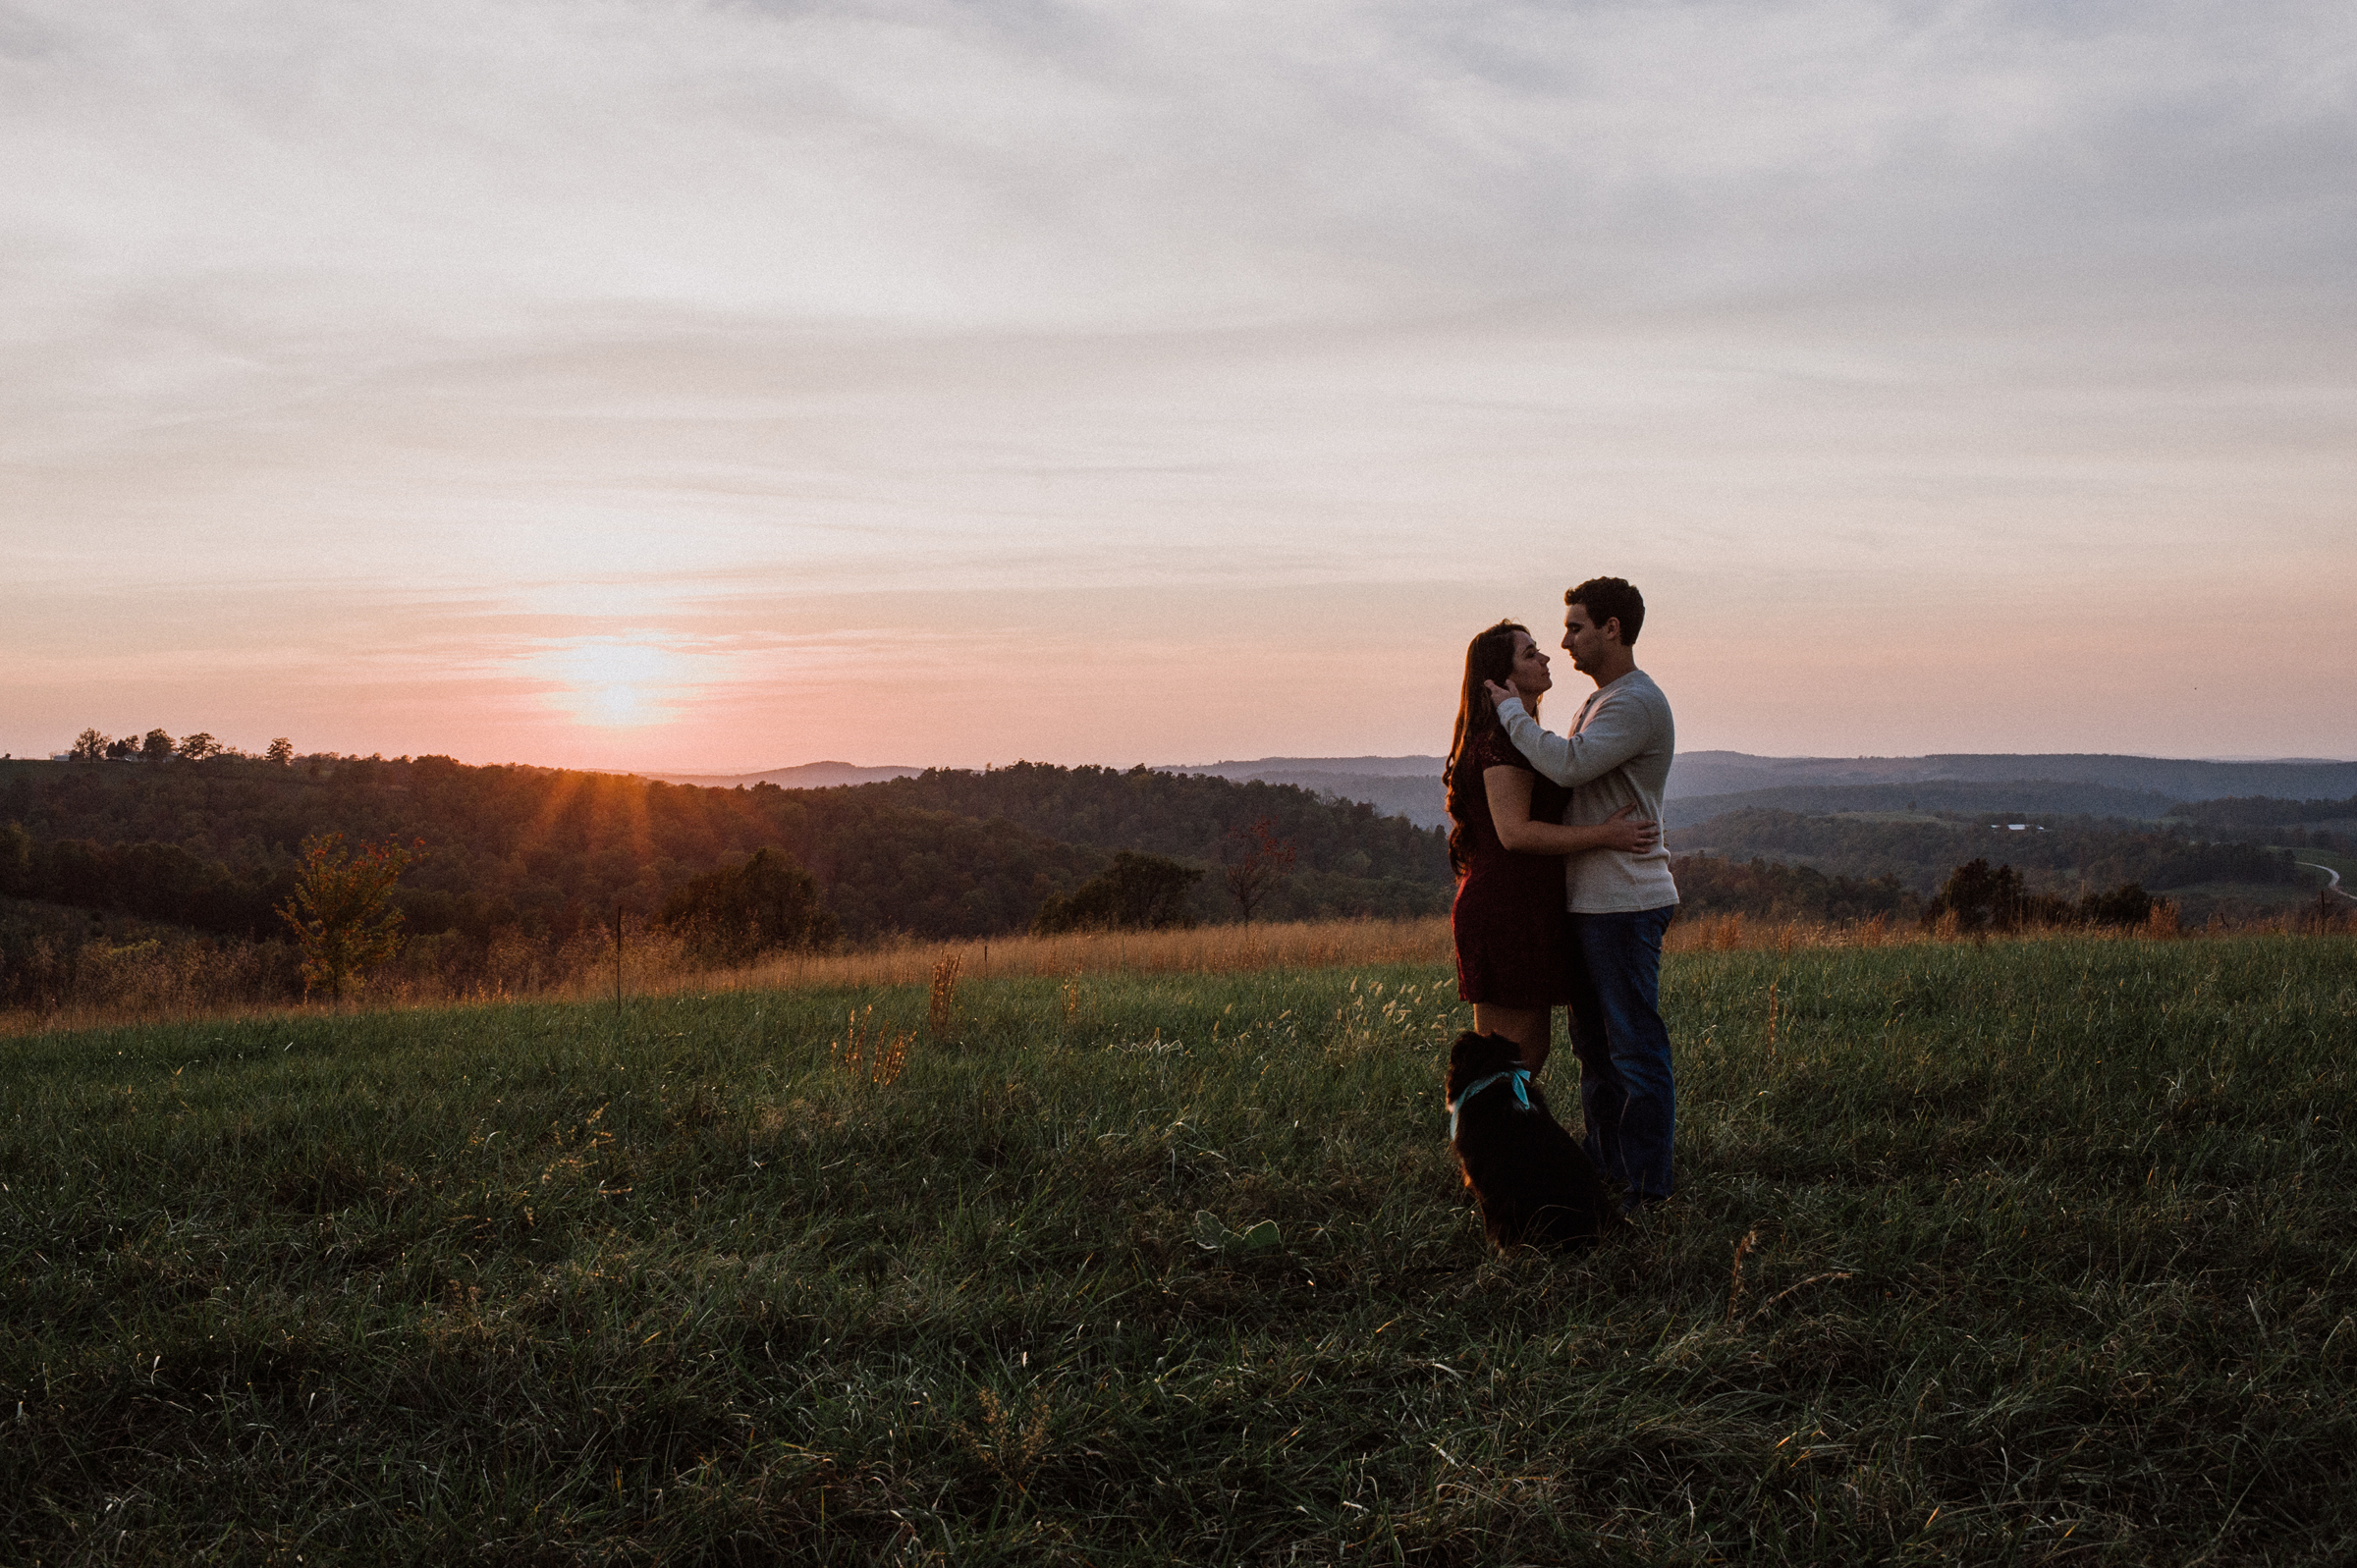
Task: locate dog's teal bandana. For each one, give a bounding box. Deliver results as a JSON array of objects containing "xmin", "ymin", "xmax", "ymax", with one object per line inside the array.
[{"xmin": 1448, "ymin": 1068, "xmax": 1531, "ymax": 1142}]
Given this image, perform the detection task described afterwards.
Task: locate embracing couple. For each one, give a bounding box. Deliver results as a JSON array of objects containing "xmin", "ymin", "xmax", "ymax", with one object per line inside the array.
[{"xmin": 1444, "ymin": 576, "xmax": 1679, "ymax": 1214}]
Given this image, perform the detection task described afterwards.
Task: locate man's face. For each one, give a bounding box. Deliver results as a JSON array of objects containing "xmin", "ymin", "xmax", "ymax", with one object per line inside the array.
[{"xmin": 1561, "ymin": 602, "xmax": 1617, "ymax": 674}]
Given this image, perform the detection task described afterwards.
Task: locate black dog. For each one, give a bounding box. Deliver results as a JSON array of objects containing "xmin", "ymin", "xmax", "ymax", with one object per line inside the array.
[{"xmin": 1446, "ymin": 1030, "xmax": 1619, "ymax": 1251}]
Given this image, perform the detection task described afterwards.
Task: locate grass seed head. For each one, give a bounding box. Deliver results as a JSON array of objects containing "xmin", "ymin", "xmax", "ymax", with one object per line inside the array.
[{"xmin": 929, "ymin": 952, "xmax": 962, "ymax": 1039}]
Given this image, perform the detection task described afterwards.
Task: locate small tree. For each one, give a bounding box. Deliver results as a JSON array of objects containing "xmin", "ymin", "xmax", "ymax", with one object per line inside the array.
[
  {"xmin": 265, "ymin": 737, "xmax": 295, "ymax": 767},
  {"xmin": 2076, "ymin": 882, "xmax": 2155, "ymax": 928},
  {"xmin": 1032, "ymin": 851, "xmax": 1204, "ymax": 934},
  {"xmin": 0, "ymin": 821, "xmax": 29, "ymax": 895},
  {"xmin": 1924, "ymin": 857, "xmax": 2076, "ymax": 933},
  {"xmin": 104, "ymin": 734, "xmax": 140, "ymax": 761},
  {"xmin": 139, "ymin": 729, "xmax": 174, "ymax": 765},
  {"xmin": 1223, "ymin": 817, "xmax": 1297, "ymax": 929},
  {"xmin": 658, "ymin": 847, "xmax": 837, "ymax": 966},
  {"xmin": 68, "ymin": 729, "xmax": 109, "ymax": 762},
  {"xmin": 276, "ymin": 833, "xmax": 423, "ymax": 1000},
  {"xmin": 176, "ymin": 731, "xmax": 221, "ymax": 762}
]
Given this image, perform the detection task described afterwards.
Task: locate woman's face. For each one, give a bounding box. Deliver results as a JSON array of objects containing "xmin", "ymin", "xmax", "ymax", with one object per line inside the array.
[{"xmin": 1508, "ymin": 630, "xmax": 1552, "ymax": 699}]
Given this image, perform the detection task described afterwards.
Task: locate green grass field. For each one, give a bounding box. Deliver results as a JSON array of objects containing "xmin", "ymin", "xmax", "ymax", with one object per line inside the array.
[
  {"xmin": 2288, "ymin": 846, "xmax": 2356, "ymax": 884},
  {"xmin": 7, "ymin": 936, "xmax": 2355, "ymax": 1564}
]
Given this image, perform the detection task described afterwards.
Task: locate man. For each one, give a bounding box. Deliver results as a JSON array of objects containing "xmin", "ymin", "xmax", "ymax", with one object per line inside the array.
[{"xmin": 1483, "ymin": 577, "xmax": 1678, "ymax": 1212}]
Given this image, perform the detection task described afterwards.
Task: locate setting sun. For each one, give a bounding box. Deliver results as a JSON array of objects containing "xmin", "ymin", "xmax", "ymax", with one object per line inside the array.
[{"xmin": 539, "ymin": 640, "xmax": 685, "ymax": 730}]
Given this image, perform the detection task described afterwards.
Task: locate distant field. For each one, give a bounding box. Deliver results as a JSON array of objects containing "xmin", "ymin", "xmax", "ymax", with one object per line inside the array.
[
  {"xmin": 2289, "ymin": 846, "xmax": 2357, "ymax": 883},
  {"xmin": 6, "ymin": 936, "xmax": 2355, "ymax": 1563},
  {"xmin": 1820, "ymin": 809, "xmax": 1956, "ymax": 824},
  {"xmin": 2164, "ymin": 878, "xmax": 2337, "ymax": 922}
]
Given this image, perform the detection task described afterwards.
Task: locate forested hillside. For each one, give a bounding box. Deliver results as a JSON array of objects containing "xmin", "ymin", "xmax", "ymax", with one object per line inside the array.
[
  {"xmin": 1663, "ymin": 750, "xmax": 2357, "ymax": 802},
  {"xmin": 1662, "ymin": 780, "xmax": 2184, "ymax": 826},
  {"xmin": 2171, "ymin": 793, "xmax": 2357, "ymax": 832},
  {"xmin": 0, "ymin": 753, "xmax": 1451, "ymax": 953},
  {"xmin": 865, "ymin": 763, "xmax": 1447, "ymax": 884},
  {"xmin": 1669, "ymin": 854, "xmax": 1923, "ymax": 925},
  {"xmin": 1674, "ymin": 807, "xmax": 2310, "ymax": 917},
  {"xmin": 8, "ymin": 746, "xmax": 2341, "ymax": 1017}
]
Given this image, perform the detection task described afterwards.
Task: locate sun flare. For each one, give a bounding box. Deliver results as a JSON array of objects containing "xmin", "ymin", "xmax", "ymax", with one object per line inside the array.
[{"xmin": 539, "ymin": 640, "xmax": 686, "ymax": 730}]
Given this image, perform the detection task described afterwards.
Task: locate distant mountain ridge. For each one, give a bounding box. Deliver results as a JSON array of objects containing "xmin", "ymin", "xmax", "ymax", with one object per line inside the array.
[
  {"xmin": 1157, "ymin": 751, "xmax": 2357, "ymax": 830},
  {"xmin": 1662, "ymin": 781, "xmax": 2189, "ymax": 830},
  {"xmin": 1668, "ymin": 752, "xmax": 2357, "ymax": 803},
  {"xmin": 1165, "ymin": 756, "xmax": 1446, "ymax": 779},
  {"xmin": 641, "ymin": 752, "xmax": 2357, "ymax": 833},
  {"xmin": 644, "ymin": 761, "xmax": 922, "ymax": 789}
]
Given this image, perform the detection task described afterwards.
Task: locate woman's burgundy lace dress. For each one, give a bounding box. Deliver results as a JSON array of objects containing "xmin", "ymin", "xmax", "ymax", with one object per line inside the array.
[{"xmin": 1451, "ymin": 725, "xmax": 1577, "ymax": 1007}]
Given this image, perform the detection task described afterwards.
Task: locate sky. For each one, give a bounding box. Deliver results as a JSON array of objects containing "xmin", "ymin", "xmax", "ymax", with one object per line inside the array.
[{"xmin": 5, "ymin": 0, "xmax": 2353, "ymax": 772}]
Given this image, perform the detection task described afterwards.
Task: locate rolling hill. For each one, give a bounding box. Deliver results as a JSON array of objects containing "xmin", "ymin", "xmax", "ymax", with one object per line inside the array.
[
  {"xmin": 1154, "ymin": 751, "xmax": 2357, "ymax": 830},
  {"xmin": 0, "ymin": 752, "xmax": 1452, "ymax": 959}
]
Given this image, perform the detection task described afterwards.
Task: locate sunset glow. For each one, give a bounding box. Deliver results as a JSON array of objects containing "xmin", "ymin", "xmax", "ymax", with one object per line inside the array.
[
  {"xmin": 537, "ymin": 642, "xmax": 687, "ymax": 730},
  {"xmin": 4, "ymin": 2, "xmax": 2351, "ymax": 771}
]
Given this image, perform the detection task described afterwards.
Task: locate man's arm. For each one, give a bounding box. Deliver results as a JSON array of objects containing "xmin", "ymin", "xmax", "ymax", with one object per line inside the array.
[{"xmin": 1490, "ymin": 688, "xmax": 1653, "ymax": 787}]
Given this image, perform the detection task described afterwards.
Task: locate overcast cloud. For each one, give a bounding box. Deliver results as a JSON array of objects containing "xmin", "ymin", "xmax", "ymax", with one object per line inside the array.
[
  {"xmin": 10, "ymin": 2, "xmax": 2350, "ymax": 339},
  {"xmin": 4, "ymin": 0, "xmax": 2352, "ymax": 765}
]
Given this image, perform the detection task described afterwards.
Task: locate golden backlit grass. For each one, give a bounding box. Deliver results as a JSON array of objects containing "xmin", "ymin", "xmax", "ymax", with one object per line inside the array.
[
  {"xmin": 534, "ymin": 905, "xmax": 2221, "ymax": 1007},
  {"xmin": 9, "ymin": 900, "xmax": 2324, "ymax": 1040},
  {"xmin": 0, "ymin": 917, "xmax": 1455, "ymax": 1037},
  {"xmin": 646, "ymin": 906, "xmax": 2212, "ymax": 1000},
  {"xmin": 676, "ymin": 915, "xmax": 1455, "ymax": 995}
]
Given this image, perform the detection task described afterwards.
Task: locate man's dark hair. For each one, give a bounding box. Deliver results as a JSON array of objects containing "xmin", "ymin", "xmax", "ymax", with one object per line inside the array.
[{"xmin": 1566, "ymin": 577, "xmax": 1645, "ymax": 646}]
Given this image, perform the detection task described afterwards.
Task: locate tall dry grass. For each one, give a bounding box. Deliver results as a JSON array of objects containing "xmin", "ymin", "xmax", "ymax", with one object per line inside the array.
[
  {"xmin": 481, "ymin": 900, "xmax": 2274, "ymax": 1010},
  {"xmin": 1663, "ymin": 897, "xmax": 2215, "ymax": 955},
  {"xmin": 0, "ymin": 932, "xmax": 301, "ymax": 1039},
  {"xmin": 702, "ymin": 915, "xmax": 1456, "ymax": 996},
  {"xmin": 6, "ymin": 897, "xmax": 2338, "ymax": 1040},
  {"xmin": 0, "ymin": 916, "xmax": 1455, "ymax": 1038}
]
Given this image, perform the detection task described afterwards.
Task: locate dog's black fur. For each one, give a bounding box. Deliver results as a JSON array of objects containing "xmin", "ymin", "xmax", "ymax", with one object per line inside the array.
[{"xmin": 1447, "ymin": 1030, "xmax": 1619, "ymax": 1250}]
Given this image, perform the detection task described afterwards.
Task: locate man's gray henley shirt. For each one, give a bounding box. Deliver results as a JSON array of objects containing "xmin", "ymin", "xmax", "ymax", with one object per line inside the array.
[{"xmin": 1494, "ymin": 669, "xmax": 1679, "ymax": 914}]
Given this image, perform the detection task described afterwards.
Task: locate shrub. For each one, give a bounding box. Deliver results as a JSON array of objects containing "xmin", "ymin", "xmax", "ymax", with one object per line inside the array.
[
  {"xmin": 276, "ymin": 833, "xmax": 422, "ymax": 999},
  {"xmin": 2076, "ymin": 881, "xmax": 2156, "ymax": 928},
  {"xmin": 1927, "ymin": 858, "xmax": 2162, "ymax": 933},
  {"xmin": 1031, "ymin": 850, "xmax": 1204, "ymax": 935},
  {"xmin": 657, "ymin": 847, "xmax": 838, "ymax": 965},
  {"xmin": 1222, "ymin": 818, "xmax": 1296, "ymax": 927}
]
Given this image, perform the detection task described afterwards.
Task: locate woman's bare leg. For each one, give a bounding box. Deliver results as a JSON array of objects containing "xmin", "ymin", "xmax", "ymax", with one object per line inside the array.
[{"xmin": 1472, "ymin": 1003, "xmax": 1551, "ymax": 1072}]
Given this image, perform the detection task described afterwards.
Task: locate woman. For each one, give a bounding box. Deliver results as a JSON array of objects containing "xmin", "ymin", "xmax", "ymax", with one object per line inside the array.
[{"xmin": 1446, "ymin": 619, "xmax": 1659, "ymax": 1071}]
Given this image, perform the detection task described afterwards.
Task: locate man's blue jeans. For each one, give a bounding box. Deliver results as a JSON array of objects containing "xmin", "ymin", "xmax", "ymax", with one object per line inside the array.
[{"xmin": 1566, "ymin": 905, "xmax": 1677, "ymax": 1204}]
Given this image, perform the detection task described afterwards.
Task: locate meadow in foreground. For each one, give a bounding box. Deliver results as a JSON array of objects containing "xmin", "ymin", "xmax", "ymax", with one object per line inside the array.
[{"xmin": 5, "ymin": 935, "xmax": 2354, "ymax": 1564}]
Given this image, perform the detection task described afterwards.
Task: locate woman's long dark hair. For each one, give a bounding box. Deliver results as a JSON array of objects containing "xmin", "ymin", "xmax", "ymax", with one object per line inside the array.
[{"xmin": 1444, "ymin": 620, "xmax": 1533, "ymax": 878}]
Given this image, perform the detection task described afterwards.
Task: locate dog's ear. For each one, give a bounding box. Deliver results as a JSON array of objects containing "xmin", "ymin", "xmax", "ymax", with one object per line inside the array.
[
  {"xmin": 1447, "ymin": 1030, "xmax": 1488, "ymax": 1068},
  {"xmin": 1478, "ymin": 1031, "xmax": 1525, "ymax": 1066}
]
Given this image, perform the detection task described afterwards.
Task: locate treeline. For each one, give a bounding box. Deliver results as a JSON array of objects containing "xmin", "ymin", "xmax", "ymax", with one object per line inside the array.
[
  {"xmin": 1923, "ymin": 859, "xmax": 2158, "ymax": 935},
  {"xmin": 1670, "ymin": 854, "xmax": 1923, "ymax": 925},
  {"xmin": 59, "ymin": 727, "xmax": 292, "ymax": 765},
  {"xmin": 0, "ymin": 753, "xmax": 1452, "ymax": 958},
  {"xmin": 1675, "ymin": 810, "xmax": 1989, "ymax": 887},
  {"xmin": 2171, "ymin": 793, "xmax": 2357, "ymax": 833},
  {"xmin": 0, "ymin": 826, "xmax": 286, "ymax": 938},
  {"xmin": 1678, "ymin": 808, "xmax": 2304, "ymax": 894},
  {"xmin": 1663, "ymin": 779, "xmax": 2183, "ymax": 827},
  {"xmin": 867, "ymin": 763, "xmax": 1449, "ymax": 883}
]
